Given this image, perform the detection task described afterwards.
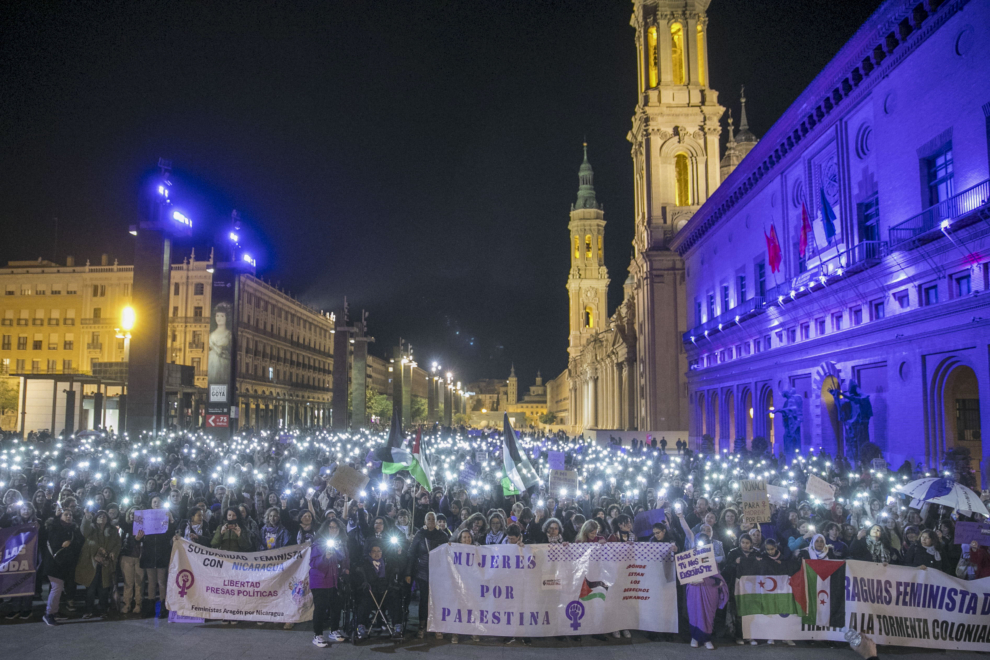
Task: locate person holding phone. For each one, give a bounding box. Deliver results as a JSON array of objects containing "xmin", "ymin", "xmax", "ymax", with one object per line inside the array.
[{"xmin": 210, "ymin": 507, "xmax": 253, "ymax": 552}]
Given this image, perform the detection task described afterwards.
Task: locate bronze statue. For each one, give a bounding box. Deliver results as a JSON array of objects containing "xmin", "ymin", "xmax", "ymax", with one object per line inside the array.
[{"xmin": 829, "ymin": 379, "xmax": 873, "ymax": 462}]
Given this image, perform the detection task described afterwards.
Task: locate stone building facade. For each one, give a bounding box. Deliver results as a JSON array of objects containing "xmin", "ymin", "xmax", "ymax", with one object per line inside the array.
[{"xmin": 671, "ymin": 0, "xmax": 990, "ymax": 485}]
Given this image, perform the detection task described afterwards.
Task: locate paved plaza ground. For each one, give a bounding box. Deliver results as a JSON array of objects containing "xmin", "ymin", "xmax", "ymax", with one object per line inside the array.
[{"xmin": 0, "ymin": 615, "xmax": 977, "ymax": 660}]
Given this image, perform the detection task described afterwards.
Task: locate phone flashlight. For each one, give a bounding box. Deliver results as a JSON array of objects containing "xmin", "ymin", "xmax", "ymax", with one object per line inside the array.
[{"xmin": 390, "ymin": 536, "xmax": 399, "ymax": 545}]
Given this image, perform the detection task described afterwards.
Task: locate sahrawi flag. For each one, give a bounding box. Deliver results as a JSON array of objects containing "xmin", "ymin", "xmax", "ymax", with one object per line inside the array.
[
  {"xmin": 791, "ymin": 559, "xmax": 846, "ymax": 628},
  {"xmin": 579, "ymin": 578, "xmax": 609, "ymax": 602},
  {"xmin": 501, "ymin": 413, "xmax": 540, "ymax": 493},
  {"xmin": 735, "ymin": 573, "xmax": 803, "ymax": 616}
]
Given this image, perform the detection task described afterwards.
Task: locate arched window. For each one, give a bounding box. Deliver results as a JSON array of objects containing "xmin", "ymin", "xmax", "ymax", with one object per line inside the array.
[
  {"xmin": 598, "ymin": 235, "xmax": 603, "ymax": 258},
  {"xmin": 585, "ymin": 235, "xmax": 592, "ymax": 258},
  {"xmin": 647, "ymin": 26, "xmax": 659, "ymax": 88},
  {"xmin": 585, "ymin": 306, "xmax": 594, "ymax": 328},
  {"xmin": 670, "ymin": 23, "xmax": 685, "ymax": 85},
  {"xmin": 696, "ymin": 24, "xmax": 705, "ymax": 85},
  {"xmin": 674, "ymin": 153, "xmax": 690, "ymax": 206},
  {"xmin": 574, "ymin": 236, "xmax": 579, "ymax": 260}
]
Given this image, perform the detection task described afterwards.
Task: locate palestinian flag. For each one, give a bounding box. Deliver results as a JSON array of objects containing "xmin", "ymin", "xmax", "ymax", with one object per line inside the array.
[
  {"xmin": 500, "ymin": 467, "xmax": 520, "ymax": 497},
  {"xmin": 791, "ymin": 559, "xmax": 845, "ymax": 628},
  {"xmin": 378, "ymin": 413, "xmax": 412, "ymax": 474},
  {"xmin": 735, "ymin": 575, "xmax": 803, "ymax": 616},
  {"xmin": 579, "ymin": 578, "xmax": 609, "ymax": 602},
  {"xmin": 407, "ymin": 429, "xmax": 432, "ymax": 490},
  {"xmin": 501, "ymin": 413, "xmax": 539, "ymax": 493}
]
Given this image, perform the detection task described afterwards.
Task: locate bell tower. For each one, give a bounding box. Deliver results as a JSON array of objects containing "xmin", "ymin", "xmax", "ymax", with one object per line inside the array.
[
  {"xmin": 626, "ymin": 0, "xmax": 724, "ymax": 432},
  {"xmin": 567, "ymin": 143, "xmax": 609, "ymax": 358}
]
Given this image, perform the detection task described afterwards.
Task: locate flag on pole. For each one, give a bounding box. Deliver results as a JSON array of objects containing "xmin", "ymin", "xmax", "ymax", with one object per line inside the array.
[
  {"xmin": 799, "ymin": 203, "xmax": 813, "ymax": 257},
  {"xmin": 500, "ymin": 467, "xmax": 520, "ymax": 497},
  {"xmin": 378, "ymin": 413, "xmax": 412, "ymax": 474},
  {"xmin": 407, "ymin": 429, "xmax": 432, "ymax": 490},
  {"xmin": 502, "ymin": 413, "xmax": 540, "ymax": 493},
  {"xmin": 765, "ymin": 224, "xmax": 782, "ymax": 273},
  {"xmin": 819, "ymin": 188, "xmax": 837, "ymax": 245},
  {"xmin": 791, "ymin": 559, "xmax": 846, "ymax": 627}
]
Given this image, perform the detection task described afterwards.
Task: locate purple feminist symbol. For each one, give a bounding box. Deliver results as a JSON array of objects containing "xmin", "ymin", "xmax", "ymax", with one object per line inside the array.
[
  {"xmin": 175, "ymin": 569, "xmax": 195, "ymax": 597},
  {"xmin": 565, "ymin": 600, "xmax": 585, "ymax": 631}
]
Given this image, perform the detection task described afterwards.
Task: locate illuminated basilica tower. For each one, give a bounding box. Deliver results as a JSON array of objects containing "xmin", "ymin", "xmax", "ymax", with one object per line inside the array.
[
  {"xmin": 628, "ymin": 0, "xmax": 724, "ymax": 431},
  {"xmin": 567, "ymin": 144, "xmax": 609, "ymax": 359}
]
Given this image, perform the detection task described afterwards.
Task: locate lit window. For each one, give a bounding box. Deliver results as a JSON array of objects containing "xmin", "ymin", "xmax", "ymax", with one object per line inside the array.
[
  {"xmin": 696, "ymin": 24, "xmax": 705, "ymax": 85},
  {"xmin": 647, "ymin": 26, "xmax": 658, "ymax": 88},
  {"xmin": 670, "ymin": 23, "xmax": 685, "ymax": 85},
  {"xmin": 674, "ymin": 153, "xmax": 690, "ymax": 206},
  {"xmin": 585, "ymin": 235, "xmax": 592, "ymax": 259},
  {"xmin": 574, "ymin": 236, "xmax": 579, "ymax": 260},
  {"xmin": 598, "ymin": 235, "xmax": 603, "ymax": 258},
  {"xmin": 585, "ymin": 306, "xmax": 594, "ymax": 328}
]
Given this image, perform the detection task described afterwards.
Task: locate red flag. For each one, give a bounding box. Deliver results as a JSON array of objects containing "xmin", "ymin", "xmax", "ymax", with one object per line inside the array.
[
  {"xmin": 766, "ymin": 224, "xmax": 782, "ymax": 273},
  {"xmin": 799, "ymin": 203, "xmax": 812, "ymax": 258}
]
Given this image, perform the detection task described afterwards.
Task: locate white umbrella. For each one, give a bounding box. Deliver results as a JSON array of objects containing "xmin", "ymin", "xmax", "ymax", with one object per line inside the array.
[{"xmin": 894, "ymin": 477, "xmax": 989, "ymax": 518}]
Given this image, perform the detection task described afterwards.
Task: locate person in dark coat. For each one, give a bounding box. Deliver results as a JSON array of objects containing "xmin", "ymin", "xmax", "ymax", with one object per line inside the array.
[
  {"xmin": 903, "ymin": 530, "xmax": 945, "ymax": 572},
  {"xmin": 42, "ymin": 509, "xmax": 82, "ymax": 626},
  {"xmin": 405, "ymin": 511, "xmax": 448, "ymax": 640},
  {"xmin": 353, "ymin": 540, "xmax": 403, "ymax": 639},
  {"xmin": 137, "ymin": 495, "xmax": 175, "ymax": 618}
]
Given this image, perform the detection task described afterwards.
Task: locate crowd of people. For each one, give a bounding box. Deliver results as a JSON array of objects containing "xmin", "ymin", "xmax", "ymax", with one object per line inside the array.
[{"xmin": 0, "ymin": 425, "xmax": 987, "ymax": 651}]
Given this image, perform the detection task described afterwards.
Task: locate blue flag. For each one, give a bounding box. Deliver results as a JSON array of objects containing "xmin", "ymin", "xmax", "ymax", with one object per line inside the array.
[{"xmin": 820, "ymin": 187, "xmax": 837, "ymax": 245}]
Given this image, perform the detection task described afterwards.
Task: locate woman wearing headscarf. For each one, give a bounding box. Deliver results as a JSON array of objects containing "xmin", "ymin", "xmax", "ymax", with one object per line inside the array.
[
  {"xmin": 76, "ymin": 509, "xmax": 121, "ymax": 619},
  {"xmin": 42, "ymin": 508, "xmax": 82, "ymax": 626},
  {"xmin": 310, "ymin": 517, "xmax": 350, "ymax": 647},
  {"xmin": 686, "ymin": 574, "xmax": 730, "ymax": 649},
  {"xmin": 795, "ymin": 533, "xmax": 835, "ymax": 561},
  {"xmin": 406, "ymin": 511, "xmax": 449, "ymax": 640}
]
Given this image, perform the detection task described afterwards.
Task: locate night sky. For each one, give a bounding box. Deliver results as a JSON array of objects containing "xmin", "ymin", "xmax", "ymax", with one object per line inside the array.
[{"xmin": 0, "ymin": 0, "xmax": 883, "ymax": 387}]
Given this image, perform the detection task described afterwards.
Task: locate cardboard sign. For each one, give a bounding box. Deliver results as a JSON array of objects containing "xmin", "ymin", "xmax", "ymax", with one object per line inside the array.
[
  {"xmin": 805, "ymin": 474, "xmax": 835, "ymax": 503},
  {"xmin": 633, "ymin": 508, "xmax": 667, "ymax": 539},
  {"xmin": 954, "ymin": 521, "xmax": 990, "ymax": 546},
  {"xmin": 871, "ymin": 458, "xmax": 887, "ymax": 472},
  {"xmin": 547, "ymin": 450, "xmax": 566, "ymax": 471},
  {"xmin": 766, "ymin": 484, "xmax": 789, "ymax": 505},
  {"xmin": 134, "ymin": 508, "xmax": 169, "ymax": 536},
  {"xmin": 740, "ymin": 479, "xmax": 771, "ymax": 523},
  {"xmin": 548, "ymin": 469, "xmax": 578, "ymax": 498},
  {"xmin": 675, "ymin": 544, "xmax": 718, "ymax": 585},
  {"xmin": 327, "ymin": 465, "xmax": 370, "ymax": 498}
]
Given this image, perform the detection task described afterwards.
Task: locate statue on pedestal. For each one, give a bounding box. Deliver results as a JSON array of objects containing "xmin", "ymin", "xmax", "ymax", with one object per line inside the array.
[
  {"xmin": 829, "ymin": 379, "xmax": 873, "ymax": 463},
  {"xmin": 779, "ymin": 388, "xmax": 804, "ymax": 459}
]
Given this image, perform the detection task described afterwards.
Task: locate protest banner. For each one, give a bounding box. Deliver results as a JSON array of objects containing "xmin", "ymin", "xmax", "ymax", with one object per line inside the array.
[
  {"xmin": 548, "ymin": 469, "xmax": 578, "ymax": 498},
  {"xmin": 633, "ymin": 509, "xmax": 666, "ymax": 539},
  {"xmin": 134, "ymin": 509, "xmax": 170, "ymax": 535},
  {"xmin": 805, "ymin": 474, "xmax": 835, "ymax": 503},
  {"xmin": 0, "ymin": 523, "xmax": 39, "ymax": 597},
  {"xmin": 740, "ymin": 479, "xmax": 771, "ymax": 524},
  {"xmin": 674, "ymin": 544, "xmax": 718, "ymax": 585},
  {"xmin": 743, "ymin": 559, "xmax": 990, "ymax": 652},
  {"xmin": 548, "ymin": 451, "xmax": 566, "ymax": 472},
  {"xmin": 954, "ymin": 521, "xmax": 990, "ymax": 546},
  {"xmin": 766, "ymin": 484, "xmax": 790, "ymax": 506},
  {"xmin": 328, "ymin": 464, "xmax": 370, "ymax": 498},
  {"xmin": 427, "ymin": 542, "xmax": 677, "ymax": 636},
  {"xmin": 166, "ymin": 538, "xmax": 313, "ymax": 623}
]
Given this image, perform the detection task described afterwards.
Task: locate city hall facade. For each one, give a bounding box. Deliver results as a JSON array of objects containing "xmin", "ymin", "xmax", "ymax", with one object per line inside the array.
[{"xmin": 672, "ymin": 0, "xmax": 990, "ymax": 485}]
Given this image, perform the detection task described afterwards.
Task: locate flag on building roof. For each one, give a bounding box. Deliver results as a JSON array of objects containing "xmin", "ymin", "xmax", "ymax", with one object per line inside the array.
[
  {"xmin": 502, "ymin": 413, "xmax": 539, "ymax": 493},
  {"xmin": 819, "ymin": 188, "xmax": 837, "ymax": 245},
  {"xmin": 799, "ymin": 203, "xmax": 813, "ymax": 257},
  {"xmin": 791, "ymin": 559, "xmax": 846, "ymax": 628},
  {"xmin": 735, "ymin": 574, "xmax": 803, "ymax": 617}
]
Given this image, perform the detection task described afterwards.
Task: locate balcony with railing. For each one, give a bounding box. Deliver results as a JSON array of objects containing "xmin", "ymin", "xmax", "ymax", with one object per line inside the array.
[
  {"xmin": 86, "ymin": 343, "xmax": 103, "ymax": 351},
  {"xmin": 188, "ymin": 342, "xmax": 204, "ymax": 350},
  {"xmin": 683, "ymin": 240, "xmax": 887, "ymax": 344},
  {"xmin": 889, "ymin": 178, "xmax": 990, "ymax": 250}
]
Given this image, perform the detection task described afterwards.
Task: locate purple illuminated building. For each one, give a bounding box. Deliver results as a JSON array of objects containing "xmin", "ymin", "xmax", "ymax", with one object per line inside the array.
[{"xmin": 672, "ymin": 0, "xmax": 990, "ymax": 485}]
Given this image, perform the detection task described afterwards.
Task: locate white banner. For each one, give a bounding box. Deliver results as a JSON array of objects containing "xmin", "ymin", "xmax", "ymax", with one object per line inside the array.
[
  {"xmin": 743, "ymin": 560, "xmax": 990, "ymax": 652},
  {"xmin": 428, "ymin": 542, "xmax": 678, "ymax": 636},
  {"xmin": 166, "ymin": 538, "xmax": 314, "ymax": 623}
]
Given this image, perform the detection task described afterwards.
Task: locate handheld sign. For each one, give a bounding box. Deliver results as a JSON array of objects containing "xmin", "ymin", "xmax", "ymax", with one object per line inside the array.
[
  {"xmin": 547, "ymin": 450, "xmax": 566, "ymax": 472},
  {"xmin": 675, "ymin": 544, "xmax": 718, "ymax": 585},
  {"xmin": 134, "ymin": 509, "xmax": 169, "ymax": 536},
  {"xmin": 805, "ymin": 474, "xmax": 836, "ymax": 504},
  {"xmin": 548, "ymin": 469, "xmax": 577, "ymax": 498},
  {"xmin": 328, "ymin": 465, "xmax": 370, "ymax": 499},
  {"xmin": 740, "ymin": 479, "xmax": 771, "ymax": 524}
]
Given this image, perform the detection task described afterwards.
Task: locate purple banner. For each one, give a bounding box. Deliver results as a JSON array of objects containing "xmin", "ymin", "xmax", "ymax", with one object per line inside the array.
[
  {"xmin": 633, "ymin": 508, "xmax": 666, "ymax": 539},
  {"xmin": 0, "ymin": 523, "xmax": 39, "ymax": 597},
  {"xmin": 954, "ymin": 521, "xmax": 990, "ymax": 546}
]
